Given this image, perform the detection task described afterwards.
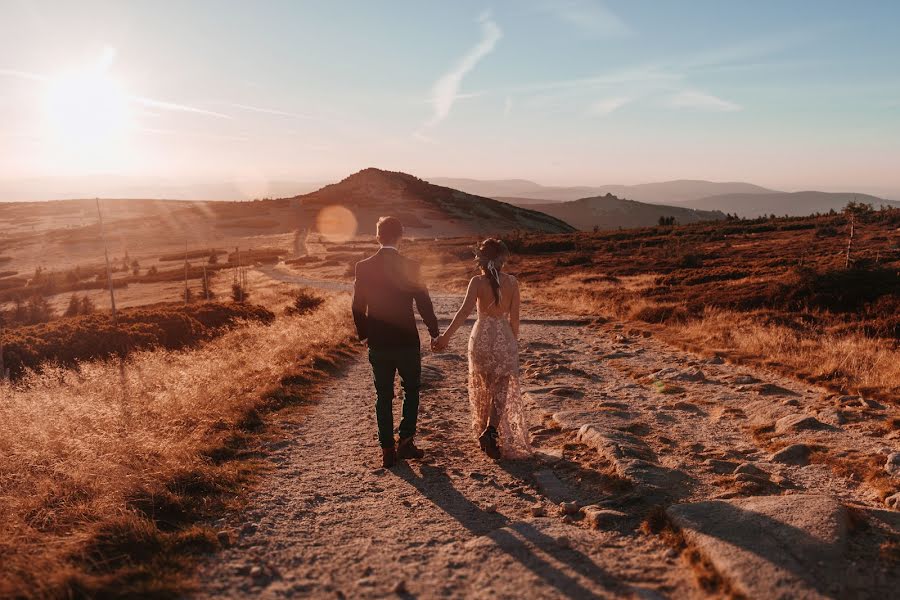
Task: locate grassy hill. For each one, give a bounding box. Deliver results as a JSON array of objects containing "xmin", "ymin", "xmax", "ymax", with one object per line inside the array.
[{"xmin": 524, "ymin": 193, "xmax": 725, "ymax": 230}]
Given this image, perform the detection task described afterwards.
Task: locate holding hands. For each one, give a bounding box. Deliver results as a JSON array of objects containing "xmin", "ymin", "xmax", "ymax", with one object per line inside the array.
[{"xmin": 431, "ymin": 333, "xmax": 449, "ymax": 352}]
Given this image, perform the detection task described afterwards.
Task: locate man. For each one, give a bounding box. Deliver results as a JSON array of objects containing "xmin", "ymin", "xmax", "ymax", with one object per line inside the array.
[{"xmin": 352, "ymin": 216, "xmax": 439, "ymax": 468}]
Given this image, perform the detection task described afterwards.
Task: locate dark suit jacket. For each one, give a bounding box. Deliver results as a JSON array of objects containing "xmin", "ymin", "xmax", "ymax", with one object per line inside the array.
[{"xmin": 352, "ymin": 248, "xmax": 439, "ymax": 349}]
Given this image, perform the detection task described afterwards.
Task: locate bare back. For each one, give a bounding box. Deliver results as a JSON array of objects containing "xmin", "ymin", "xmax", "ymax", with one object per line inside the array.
[{"xmin": 473, "ymin": 274, "xmax": 516, "ymax": 318}]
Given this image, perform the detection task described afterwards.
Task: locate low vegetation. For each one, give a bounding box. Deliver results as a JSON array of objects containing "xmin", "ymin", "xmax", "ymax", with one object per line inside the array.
[
  {"xmin": 0, "ymin": 295, "xmax": 356, "ymax": 598},
  {"xmin": 402, "ymin": 206, "xmax": 900, "ymax": 400},
  {"xmin": 0, "ymin": 302, "xmax": 274, "ymax": 380}
]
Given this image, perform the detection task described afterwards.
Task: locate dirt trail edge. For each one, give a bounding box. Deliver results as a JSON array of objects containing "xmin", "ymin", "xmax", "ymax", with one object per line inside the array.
[{"xmin": 194, "ymin": 282, "xmax": 899, "ymax": 599}]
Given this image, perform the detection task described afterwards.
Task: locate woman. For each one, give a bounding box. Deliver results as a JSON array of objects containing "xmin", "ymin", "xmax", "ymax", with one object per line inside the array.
[{"xmin": 433, "ymin": 239, "xmax": 531, "ymax": 459}]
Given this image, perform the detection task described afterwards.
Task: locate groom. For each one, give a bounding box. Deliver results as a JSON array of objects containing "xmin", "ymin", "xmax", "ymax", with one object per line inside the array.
[{"xmin": 352, "ymin": 216, "xmax": 439, "ymax": 468}]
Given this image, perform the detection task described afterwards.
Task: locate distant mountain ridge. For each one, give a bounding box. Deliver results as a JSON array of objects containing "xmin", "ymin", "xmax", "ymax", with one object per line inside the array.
[
  {"xmin": 682, "ymin": 191, "xmax": 900, "ymax": 218},
  {"xmin": 526, "ymin": 194, "xmax": 725, "ymax": 231},
  {"xmin": 430, "ymin": 177, "xmax": 778, "ymax": 204}
]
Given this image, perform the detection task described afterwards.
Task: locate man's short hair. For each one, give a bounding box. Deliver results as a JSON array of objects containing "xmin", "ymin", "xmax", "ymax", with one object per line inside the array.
[{"xmin": 376, "ymin": 216, "xmax": 403, "ymax": 244}]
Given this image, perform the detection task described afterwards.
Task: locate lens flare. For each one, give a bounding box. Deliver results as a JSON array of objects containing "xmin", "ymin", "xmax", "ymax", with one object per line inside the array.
[{"xmin": 315, "ymin": 205, "xmax": 357, "ymax": 243}]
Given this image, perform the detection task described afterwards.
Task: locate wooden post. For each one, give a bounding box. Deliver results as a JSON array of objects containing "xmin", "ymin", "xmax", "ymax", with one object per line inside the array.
[
  {"xmin": 184, "ymin": 240, "xmax": 187, "ymax": 304},
  {"xmin": 0, "ymin": 318, "xmax": 7, "ymax": 381},
  {"xmin": 845, "ymin": 213, "xmax": 855, "ymax": 269},
  {"xmin": 96, "ymin": 199, "xmax": 118, "ymax": 324}
]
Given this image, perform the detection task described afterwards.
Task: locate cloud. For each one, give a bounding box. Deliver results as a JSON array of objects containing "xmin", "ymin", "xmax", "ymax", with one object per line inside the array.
[
  {"xmin": 132, "ymin": 97, "xmax": 233, "ymax": 119},
  {"xmin": 588, "ymin": 96, "xmax": 631, "ymax": 116},
  {"xmin": 666, "ymin": 90, "xmax": 742, "ymax": 112},
  {"xmin": 418, "ymin": 12, "xmax": 502, "ymax": 135},
  {"xmin": 229, "ymin": 103, "xmax": 318, "ymax": 120},
  {"xmin": 0, "ymin": 68, "xmax": 46, "ymax": 82},
  {"xmin": 537, "ymin": 0, "xmax": 630, "ymax": 37}
]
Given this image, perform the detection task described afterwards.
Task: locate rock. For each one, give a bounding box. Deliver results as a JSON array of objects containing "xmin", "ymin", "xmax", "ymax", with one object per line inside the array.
[
  {"xmin": 775, "ymin": 414, "xmax": 828, "ymax": 434},
  {"xmin": 754, "ymin": 383, "xmax": 799, "ymax": 396},
  {"xmin": 550, "ymin": 387, "xmax": 584, "ymax": 398},
  {"xmin": 653, "ymin": 367, "xmax": 705, "ymax": 382},
  {"xmin": 816, "ymin": 408, "xmax": 846, "ymax": 426},
  {"xmin": 732, "ymin": 374, "xmax": 760, "ymax": 384},
  {"xmin": 782, "ymin": 398, "xmax": 800, "ymax": 407},
  {"xmin": 533, "ymin": 469, "xmax": 575, "ymax": 503},
  {"xmin": 885, "ymin": 492, "xmax": 900, "ymax": 510},
  {"xmin": 484, "ymin": 503, "xmax": 497, "ymax": 513},
  {"xmin": 559, "ymin": 501, "xmax": 580, "ymax": 515},
  {"xmin": 733, "ymin": 462, "xmax": 768, "ymax": 477},
  {"xmin": 862, "ymin": 398, "xmax": 884, "ymax": 409},
  {"xmin": 582, "ymin": 506, "xmax": 628, "ymax": 529},
  {"xmin": 734, "ymin": 472, "xmax": 772, "ymax": 486},
  {"xmin": 771, "ymin": 444, "xmax": 812, "ymax": 466},
  {"xmin": 556, "ymin": 535, "xmax": 571, "ymax": 548},
  {"xmin": 704, "ymin": 459, "xmax": 739, "ymax": 474},
  {"xmin": 241, "ymin": 522, "xmax": 258, "ymax": 535},
  {"xmin": 216, "ymin": 530, "xmax": 232, "ymax": 548},
  {"xmin": 885, "ymin": 453, "xmax": 900, "ymax": 477},
  {"xmin": 392, "ymin": 580, "xmax": 407, "ymax": 594},
  {"xmin": 667, "ymin": 495, "xmax": 850, "ymax": 599},
  {"xmin": 530, "ymin": 505, "xmax": 547, "ymax": 517},
  {"xmin": 706, "ymin": 355, "xmax": 725, "ymax": 365},
  {"xmin": 249, "ymin": 565, "xmax": 264, "ymax": 578},
  {"xmin": 577, "ymin": 424, "xmax": 688, "ymax": 492},
  {"xmin": 836, "ymin": 395, "xmax": 864, "ymax": 406}
]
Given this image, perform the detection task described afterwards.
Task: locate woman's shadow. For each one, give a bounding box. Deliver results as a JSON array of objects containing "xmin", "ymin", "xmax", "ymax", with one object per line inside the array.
[{"xmin": 390, "ymin": 462, "xmax": 622, "ymax": 599}]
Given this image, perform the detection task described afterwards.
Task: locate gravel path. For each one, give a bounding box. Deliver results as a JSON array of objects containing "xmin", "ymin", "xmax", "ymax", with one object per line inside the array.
[{"xmin": 194, "ymin": 285, "xmax": 897, "ymax": 599}]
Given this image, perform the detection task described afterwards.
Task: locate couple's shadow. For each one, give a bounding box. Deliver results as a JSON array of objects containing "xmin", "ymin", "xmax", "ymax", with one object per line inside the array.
[{"xmin": 389, "ymin": 462, "xmax": 617, "ymax": 599}]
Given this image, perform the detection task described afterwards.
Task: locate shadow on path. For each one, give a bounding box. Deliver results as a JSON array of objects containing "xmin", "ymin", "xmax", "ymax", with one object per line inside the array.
[{"xmin": 391, "ymin": 463, "xmax": 621, "ymax": 599}]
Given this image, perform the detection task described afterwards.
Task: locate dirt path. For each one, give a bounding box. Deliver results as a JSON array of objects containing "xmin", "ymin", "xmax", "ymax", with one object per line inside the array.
[{"xmin": 195, "ymin": 282, "xmax": 898, "ymax": 599}]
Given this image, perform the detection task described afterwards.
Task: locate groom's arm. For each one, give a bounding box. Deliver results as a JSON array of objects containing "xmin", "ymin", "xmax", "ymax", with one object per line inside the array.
[
  {"xmin": 411, "ymin": 263, "xmax": 439, "ymax": 339},
  {"xmin": 351, "ymin": 262, "xmax": 368, "ymax": 342}
]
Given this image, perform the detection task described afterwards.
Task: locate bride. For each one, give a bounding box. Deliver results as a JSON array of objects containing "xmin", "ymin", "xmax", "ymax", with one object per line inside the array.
[{"xmin": 432, "ymin": 239, "xmax": 532, "ymax": 459}]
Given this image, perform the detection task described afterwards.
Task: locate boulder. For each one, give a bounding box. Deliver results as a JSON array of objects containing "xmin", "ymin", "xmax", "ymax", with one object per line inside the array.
[
  {"xmin": 704, "ymin": 459, "xmax": 739, "ymax": 474},
  {"xmin": 775, "ymin": 414, "xmax": 829, "ymax": 434},
  {"xmin": 885, "ymin": 452, "xmax": 900, "ymax": 477},
  {"xmin": 667, "ymin": 495, "xmax": 850, "ymax": 599},
  {"xmin": 582, "ymin": 506, "xmax": 628, "ymax": 529},
  {"xmin": 885, "ymin": 492, "xmax": 900, "ymax": 510},
  {"xmin": 733, "ymin": 462, "xmax": 768, "ymax": 477},
  {"xmin": 772, "ymin": 444, "xmax": 812, "ymax": 466}
]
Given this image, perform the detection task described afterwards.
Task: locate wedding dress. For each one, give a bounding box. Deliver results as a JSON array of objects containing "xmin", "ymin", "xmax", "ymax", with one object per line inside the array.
[{"xmin": 467, "ymin": 276, "xmax": 532, "ymax": 459}]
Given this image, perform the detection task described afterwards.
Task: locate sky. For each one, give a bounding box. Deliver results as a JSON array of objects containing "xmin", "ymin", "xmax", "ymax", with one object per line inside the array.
[{"xmin": 1, "ymin": 0, "xmax": 899, "ymax": 197}]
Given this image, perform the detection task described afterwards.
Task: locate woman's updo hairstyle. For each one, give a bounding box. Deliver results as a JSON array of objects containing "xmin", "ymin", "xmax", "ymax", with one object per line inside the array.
[{"xmin": 474, "ymin": 238, "xmax": 509, "ymax": 305}]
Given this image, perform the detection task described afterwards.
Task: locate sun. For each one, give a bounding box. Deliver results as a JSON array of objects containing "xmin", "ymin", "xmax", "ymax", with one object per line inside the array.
[{"xmin": 42, "ymin": 49, "xmax": 133, "ymax": 168}]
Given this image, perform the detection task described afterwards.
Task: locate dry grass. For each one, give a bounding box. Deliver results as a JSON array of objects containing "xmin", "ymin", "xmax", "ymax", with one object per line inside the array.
[
  {"xmin": 0, "ymin": 295, "xmax": 356, "ymax": 598},
  {"xmin": 529, "ymin": 274, "xmax": 899, "ymax": 401},
  {"xmin": 673, "ymin": 308, "xmax": 900, "ymax": 400}
]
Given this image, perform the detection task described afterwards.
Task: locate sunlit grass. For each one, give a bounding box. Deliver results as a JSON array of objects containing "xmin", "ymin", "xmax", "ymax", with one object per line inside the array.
[{"xmin": 0, "ymin": 295, "xmax": 355, "ymax": 598}]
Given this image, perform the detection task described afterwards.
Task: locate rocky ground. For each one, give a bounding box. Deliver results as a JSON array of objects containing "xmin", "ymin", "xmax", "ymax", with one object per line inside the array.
[{"xmin": 193, "ymin": 285, "xmax": 900, "ymax": 599}]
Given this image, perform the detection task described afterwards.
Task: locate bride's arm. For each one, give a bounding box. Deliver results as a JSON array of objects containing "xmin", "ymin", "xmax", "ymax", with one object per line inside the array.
[
  {"xmin": 510, "ymin": 277, "xmax": 520, "ymax": 339},
  {"xmin": 441, "ymin": 277, "xmax": 479, "ymax": 342}
]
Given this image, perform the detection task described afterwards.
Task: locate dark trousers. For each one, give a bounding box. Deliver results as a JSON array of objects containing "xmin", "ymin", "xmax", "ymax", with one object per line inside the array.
[{"xmin": 368, "ymin": 345, "xmax": 421, "ymax": 448}]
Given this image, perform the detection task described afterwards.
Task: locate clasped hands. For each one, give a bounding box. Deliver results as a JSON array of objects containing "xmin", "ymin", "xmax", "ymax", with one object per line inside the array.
[{"xmin": 430, "ymin": 333, "xmax": 449, "ymax": 352}]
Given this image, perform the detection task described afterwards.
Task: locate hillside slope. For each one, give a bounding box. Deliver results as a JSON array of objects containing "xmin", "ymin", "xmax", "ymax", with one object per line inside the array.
[
  {"xmin": 683, "ymin": 191, "xmax": 900, "ymax": 218},
  {"xmin": 526, "ymin": 194, "xmax": 725, "ymax": 230},
  {"xmin": 293, "ymin": 168, "xmax": 576, "ymax": 236}
]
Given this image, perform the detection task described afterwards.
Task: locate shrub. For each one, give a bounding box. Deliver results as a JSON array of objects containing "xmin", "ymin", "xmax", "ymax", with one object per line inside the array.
[{"xmin": 285, "ymin": 289, "xmax": 325, "ymax": 316}]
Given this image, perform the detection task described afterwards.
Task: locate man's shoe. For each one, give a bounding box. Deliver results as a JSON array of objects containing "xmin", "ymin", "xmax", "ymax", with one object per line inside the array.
[
  {"xmin": 397, "ymin": 437, "xmax": 425, "ymax": 460},
  {"xmin": 382, "ymin": 446, "xmax": 397, "ymax": 468}
]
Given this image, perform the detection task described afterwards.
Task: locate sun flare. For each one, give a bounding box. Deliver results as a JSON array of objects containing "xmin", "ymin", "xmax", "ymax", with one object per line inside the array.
[{"xmin": 42, "ymin": 52, "xmax": 133, "ymax": 167}]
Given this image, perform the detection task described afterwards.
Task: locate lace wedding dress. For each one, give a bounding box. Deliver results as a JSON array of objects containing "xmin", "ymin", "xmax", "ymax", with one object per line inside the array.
[{"xmin": 467, "ymin": 280, "xmax": 532, "ymax": 459}]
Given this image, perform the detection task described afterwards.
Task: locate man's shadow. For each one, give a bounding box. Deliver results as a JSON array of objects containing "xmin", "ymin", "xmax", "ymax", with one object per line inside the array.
[{"xmin": 390, "ymin": 462, "xmax": 622, "ymax": 599}]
